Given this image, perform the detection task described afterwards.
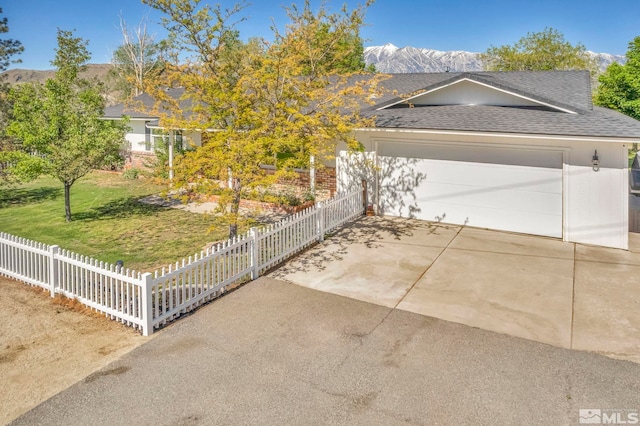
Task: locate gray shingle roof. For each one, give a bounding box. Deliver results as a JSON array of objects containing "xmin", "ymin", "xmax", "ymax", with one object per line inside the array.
[
  {"xmin": 367, "ymin": 70, "xmax": 592, "ymax": 112},
  {"xmin": 364, "ymin": 70, "xmax": 640, "ymax": 139},
  {"xmin": 104, "ymin": 71, "xmax": 640, "ymax": 139},
  {"xmin": 103, "ymin": 88, "xmax": 186, "ymax": 119},
  {"xmin": 372, "ymin": 104, "xmax": 640, "ymax": 138}
]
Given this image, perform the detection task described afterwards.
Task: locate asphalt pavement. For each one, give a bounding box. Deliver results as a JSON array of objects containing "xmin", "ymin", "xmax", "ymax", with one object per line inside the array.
[{"xmin": 12, "ymin": 277, "xmax": 640, "ymax": 426}]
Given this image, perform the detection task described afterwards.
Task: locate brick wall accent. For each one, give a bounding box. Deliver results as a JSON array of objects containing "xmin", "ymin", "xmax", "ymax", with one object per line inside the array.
[
  {"xmin": 262, "ymin": 166, "xmax": 337, "ymax": 200},
  {"xmin": 124, "ymin": 151, "xmax": 157, "ymax": 171},
  {"xmin": 316, "ymin": 167, "xmax": 337, "ymax": 194}
]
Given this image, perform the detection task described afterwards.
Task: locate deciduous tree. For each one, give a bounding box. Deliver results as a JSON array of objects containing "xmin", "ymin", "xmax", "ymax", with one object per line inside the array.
[
  {"xmin": 8, "ymin": 30, "xmax": 128, "ymax": 221},
  {"xmin": 109, "ymin": 15, "xmax": 165, "ymax": 100},
  {"xmin": 480, "ymin": 27, "xmax": 597, "ymax": 73},
  {"xmin": 142, "ymin": 0, "xmax": 379, "ymax": 238},
  {"xmin": 285, "ymin": 1, "xmax": 372, "ymax": 75},
  {"xmin": 594, "ymin": 36, "xmax": 640, "ymax": 121}
]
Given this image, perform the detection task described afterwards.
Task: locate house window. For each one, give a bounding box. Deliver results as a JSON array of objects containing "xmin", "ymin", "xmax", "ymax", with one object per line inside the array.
[
  {"xmin": 175, "ymin": 131, "xmax": 184, "ymax": 152},
  {"xmin": 150, "ymin": 129, "xmax": 169, "ymax": 151},
  {"xmin": 143, "ymin": 128, "xmax": 183, "ymax": 152},
  {"xmin": 144, "ymin": 123, "xmax": 151, "ymax": 151}
]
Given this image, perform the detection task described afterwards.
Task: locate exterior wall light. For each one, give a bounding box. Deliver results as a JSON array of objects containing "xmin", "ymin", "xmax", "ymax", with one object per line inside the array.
[{"xmin": 592, "ymin": 150, "xmax": 600, "ymax": 172}]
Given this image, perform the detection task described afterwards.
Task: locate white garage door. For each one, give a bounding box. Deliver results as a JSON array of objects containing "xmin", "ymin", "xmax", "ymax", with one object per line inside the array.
[{"xmin": 378, "ymin": 142, "xmax": 563, "ymax": 238}]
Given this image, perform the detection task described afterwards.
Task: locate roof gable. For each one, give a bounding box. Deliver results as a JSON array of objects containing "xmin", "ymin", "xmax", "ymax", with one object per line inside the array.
[
  {"xmin": 363, "ymin": 71, "xmax": 640, "ymax": 138},
  {"xmin": 380, "ymin": 78, "xmax": 576, "ymax": 113},
  {"xmin": 374, "ymin": 71, "xmax": 592, "ymax": 114}
]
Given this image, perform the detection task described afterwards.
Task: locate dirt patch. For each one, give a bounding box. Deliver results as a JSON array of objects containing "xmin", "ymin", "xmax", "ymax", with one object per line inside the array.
[{"xmin": 0, "ymin": 276, "xmax": 150, "ymax": 424}]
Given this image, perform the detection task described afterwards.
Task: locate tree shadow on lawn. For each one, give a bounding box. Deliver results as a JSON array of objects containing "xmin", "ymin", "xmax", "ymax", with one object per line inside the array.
[
  {"xmin": 270, "ymin": 216, "xmax": 455, "ymax": 275},
  {"xmin": 73, "ymin": 196, "xmax": 168, "ymax": 221},
  {"xmin": 0, "ymin": 187, "xmax": 62, "ymax": 208}
]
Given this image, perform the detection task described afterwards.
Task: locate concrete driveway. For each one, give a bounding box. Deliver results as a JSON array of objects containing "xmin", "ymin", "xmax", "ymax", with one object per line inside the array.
[{"xmin": 272, "ymin": 217, "xmax": 640, "ymax": 363}]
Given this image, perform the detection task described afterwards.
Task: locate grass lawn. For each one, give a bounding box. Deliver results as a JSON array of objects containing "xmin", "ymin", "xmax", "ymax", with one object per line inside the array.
[{"xmin": 0, "ymin": 171, "xmax": 232, "ymax": 272}]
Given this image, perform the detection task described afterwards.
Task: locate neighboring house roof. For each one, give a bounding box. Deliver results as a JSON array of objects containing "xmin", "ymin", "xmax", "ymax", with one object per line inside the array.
[{"xmin": 362, "ymin": 70, "xmax": 640, "ymax": 139}]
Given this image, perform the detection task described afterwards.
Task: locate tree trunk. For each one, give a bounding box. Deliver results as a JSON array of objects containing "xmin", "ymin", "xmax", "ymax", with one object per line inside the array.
[
  {"xmin": 229, "ymin": 223, "xmax": 238, "ymax": 239},
  {"xmin": 64, "ymin": 182, "xmax": 72, "ymax": 222},
  {"xmin": 228, "ymin": 178, "xmax": 242, "ymax": 239}
]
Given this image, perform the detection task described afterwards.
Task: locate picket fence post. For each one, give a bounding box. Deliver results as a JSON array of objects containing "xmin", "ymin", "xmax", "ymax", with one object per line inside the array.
[
  {"xmin": 141, "ymin": 272, "xmax": 154, "ymax": 336},
  {"xmin": 48, "ymin": 245, "xmax": 59, "ymax": 298},
  {"xmin": 317, "ymin": 202, "xmax": 325, "ymax": 242},
  {"xmin": 249, "ymin": 227, "xmax": 259, "ymax": 280}
]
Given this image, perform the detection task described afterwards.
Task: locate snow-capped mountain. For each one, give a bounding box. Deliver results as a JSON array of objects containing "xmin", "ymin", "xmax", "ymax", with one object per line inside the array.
[
  {"xmin": 364, "ymin": 43, "xmax": 626, "ymax": 73},
  {"xmin": 364, "ymin": 44, "xmax": 481, "ymax": 73},
  {"xmin": 587, "ymin": 51, "xmax": 627, "ymax": 72}
]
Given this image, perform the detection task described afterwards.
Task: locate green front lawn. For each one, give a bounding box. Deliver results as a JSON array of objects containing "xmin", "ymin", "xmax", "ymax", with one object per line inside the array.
[{"xmin": 0, "ymin": 172, "xmax": 231, "ymax": 272}]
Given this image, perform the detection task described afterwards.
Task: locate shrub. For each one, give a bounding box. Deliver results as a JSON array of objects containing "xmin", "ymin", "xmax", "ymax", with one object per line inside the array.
[{"xmin": 123, "ymin": 167, "xmax": 140, "ymax": 180}]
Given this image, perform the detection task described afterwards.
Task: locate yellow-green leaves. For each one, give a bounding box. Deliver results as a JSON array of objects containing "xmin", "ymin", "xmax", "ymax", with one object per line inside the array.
[{"xmin": 144, "ymin": 0, "xmax": 380, "ymax": 237}]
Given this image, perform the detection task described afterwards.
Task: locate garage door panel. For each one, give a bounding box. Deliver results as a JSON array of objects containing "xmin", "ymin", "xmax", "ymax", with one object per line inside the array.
[
  {"xmin": 382, "ymin": 183, "xmax": 561, "ymax": 219},
  {"xmin": 378, "ymin": 143, "xmax": 563, "ymax": 169},
  {"xmin": 378, "ymin": 143, "xmax": 563, "ymax": 238},
  {"xmin": 405, "ymin": 200, "xmax": 561, "ymax": 237},
  {"xmin": 415, "ymin": 160, "xmax": 562, "ymax": 193},
  {"xmin": 407, "ymin": 182, "xmax": 562, "ymax": 214}
]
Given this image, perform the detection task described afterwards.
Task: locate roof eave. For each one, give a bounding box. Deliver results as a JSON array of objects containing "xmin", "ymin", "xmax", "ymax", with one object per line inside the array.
[{"xmin": 354, "ymin": 126, "xmax": 640, "ymax": 144}]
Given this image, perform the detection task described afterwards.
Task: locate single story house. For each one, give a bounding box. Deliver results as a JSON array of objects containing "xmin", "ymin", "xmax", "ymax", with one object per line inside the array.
[
  {"xmin": 339, "ymin": 70, "xmax": 640, "ymax": 250},
  {"xmin": 105, "ymin": 70, "xmax": 640, "ymax": 249},
  {"xmin": 103, "ymin": 89, "xmax": 202, "ymax": 177}
]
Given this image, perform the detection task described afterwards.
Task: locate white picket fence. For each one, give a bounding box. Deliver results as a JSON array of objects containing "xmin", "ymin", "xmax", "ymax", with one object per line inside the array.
[
  {"xmin": 0, "ymin": 188, "xmax": 364, "ymax": 335},
  {"xmin": 0, "ymin": 233, "xmax": 151, "ymax": 332}
]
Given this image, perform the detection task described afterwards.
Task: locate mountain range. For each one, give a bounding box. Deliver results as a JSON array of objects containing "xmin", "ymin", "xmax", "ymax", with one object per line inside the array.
[
  {"xmin": 364, "ymin": 43, "xmax": 626, "ymax": 74},
  {"xmin": 1, "ymin": 44, "xmax": 627, "ymax": 88},
  {"xmin": 2, "ymin": 63, "xmax": 112, "ymax": 85}
]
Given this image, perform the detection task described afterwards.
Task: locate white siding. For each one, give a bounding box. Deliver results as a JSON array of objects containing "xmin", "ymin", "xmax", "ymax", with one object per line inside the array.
[
  {"xmin": 566, "ymin": 142, "xmax": 628, "ymax": 249},
  {"xmin": 123, "ymin": 121, "xmax": 202, "ymax": 153},
  {"xmin": 183, "ymin": 131, "xmax": 202, "ymax": 149},
  {"xmin": 408, "ymin": 80, "xmax": 543, "ymax": 107},
  {"xmin": 126, "ymin": 120, "xmax": 150, "ymax": 153},
  {"xmin": 337, "ymin": 149, "xmax": 376, "ymax": 195}
]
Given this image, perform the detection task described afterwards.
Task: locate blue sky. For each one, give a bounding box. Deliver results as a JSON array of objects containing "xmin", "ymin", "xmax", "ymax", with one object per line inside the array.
[{"xmin": 4, "ymin": 0, "xmax": 640, "ymax": 70}]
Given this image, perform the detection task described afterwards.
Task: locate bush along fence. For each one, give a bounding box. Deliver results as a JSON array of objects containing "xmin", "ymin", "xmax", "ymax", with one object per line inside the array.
[{"xmin": 0, "ymin": 187, "xmax": 365, "ymax": 336}]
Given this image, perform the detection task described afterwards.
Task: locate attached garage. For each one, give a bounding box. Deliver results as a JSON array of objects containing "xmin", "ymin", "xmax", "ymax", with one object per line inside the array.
[
  {"xmin": 337, "ymin": 70, "xmax": 640, "ymax": 249},
  {"xmin": 376, "ymin": 142, "xmax": 563, "ymax": 238}
]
